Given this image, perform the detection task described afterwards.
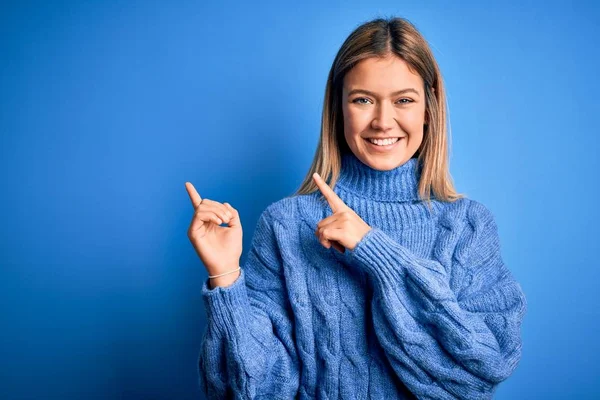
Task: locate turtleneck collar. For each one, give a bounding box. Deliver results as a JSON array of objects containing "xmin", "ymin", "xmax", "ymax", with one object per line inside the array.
[{"xmin": 334, "ymin": 151, "xmax": 422, "ymax": 203}]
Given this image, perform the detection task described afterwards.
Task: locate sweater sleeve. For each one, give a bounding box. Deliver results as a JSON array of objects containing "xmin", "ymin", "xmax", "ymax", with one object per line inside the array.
[
  {"xmin": 347, "ymin": 201, "xmax": 527, "ymax": 400},
  {"xmin": 197, "ymin": 207, "xmax": 300, "ymax": 399}
]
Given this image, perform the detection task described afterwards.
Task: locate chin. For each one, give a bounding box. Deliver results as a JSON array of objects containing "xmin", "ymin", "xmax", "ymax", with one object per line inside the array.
[{"xmin": 362, "ymin": 153, "xmax": 406, "ymax": 171}]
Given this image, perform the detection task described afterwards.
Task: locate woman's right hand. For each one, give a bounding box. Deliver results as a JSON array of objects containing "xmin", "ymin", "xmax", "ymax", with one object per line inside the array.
[{"xmin": 185, "ymin": 182, "xmax": 243, "ymax": 281}]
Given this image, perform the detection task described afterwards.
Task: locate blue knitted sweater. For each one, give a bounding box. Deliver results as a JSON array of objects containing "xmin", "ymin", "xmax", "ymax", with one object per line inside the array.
[{"xmin": 198, "ymin": 152, "xmax": 527, "ymax": 399}]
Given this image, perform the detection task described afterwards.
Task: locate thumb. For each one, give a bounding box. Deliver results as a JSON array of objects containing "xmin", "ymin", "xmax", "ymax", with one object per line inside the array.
[{"xmin": 224, "ymin": 203, "xmax": 241, "ymax": 228}]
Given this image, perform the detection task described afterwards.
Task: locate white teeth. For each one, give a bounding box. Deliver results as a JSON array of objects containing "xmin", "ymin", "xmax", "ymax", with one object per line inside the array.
[{"xmin": 368, "ymin": 137, "xmax": 400, "ymax": 146}]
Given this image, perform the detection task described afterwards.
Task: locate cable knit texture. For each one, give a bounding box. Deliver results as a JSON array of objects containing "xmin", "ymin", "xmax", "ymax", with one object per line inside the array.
[{"xmin": 198, "ymin": 151, "xmax": 527, "ymax": 400}]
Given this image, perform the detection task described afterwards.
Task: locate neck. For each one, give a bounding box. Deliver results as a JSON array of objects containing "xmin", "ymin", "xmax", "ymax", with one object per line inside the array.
[{"xmin": 335, "ymin": 151, "xmax": 422, "ymax": 202}]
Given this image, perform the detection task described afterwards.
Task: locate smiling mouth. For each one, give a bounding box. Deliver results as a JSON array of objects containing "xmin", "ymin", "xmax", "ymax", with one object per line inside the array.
[{"xmin": 363, "ymin": 137, "xmax": 404, "ymax": 150}]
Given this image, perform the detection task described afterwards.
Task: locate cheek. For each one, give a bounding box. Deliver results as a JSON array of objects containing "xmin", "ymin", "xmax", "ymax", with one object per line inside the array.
[
  {"xmin": 343, "ymin": 109, "xmax": 366, "ymax": 138},
  {"xmin": 398, "ymin": 113, "xmax": 426, "ymax": 137},
  {"xmin": 403, "ymin": 108, "xmax": 426, "ymax": 126}
]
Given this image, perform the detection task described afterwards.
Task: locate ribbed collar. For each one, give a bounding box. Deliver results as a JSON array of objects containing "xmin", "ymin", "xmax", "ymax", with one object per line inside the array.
[{"xmin": 335, "ymin": 151, "xmax": 422, "ymax": 203}]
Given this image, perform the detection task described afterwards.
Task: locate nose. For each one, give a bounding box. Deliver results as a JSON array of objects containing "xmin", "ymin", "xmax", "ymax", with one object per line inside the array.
[{"xmin": 371, "ymin": 101, "xmax": 395, "ymax": 132}]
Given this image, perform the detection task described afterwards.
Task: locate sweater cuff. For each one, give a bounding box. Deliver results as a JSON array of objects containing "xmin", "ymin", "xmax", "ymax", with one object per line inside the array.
[
  {"xmin": 348, "ymin": 227, "xmax": 409, "ymax": 289},
  {"xmin": 201, "ymin": 268, "xmax": 251, "ymax": 338}
]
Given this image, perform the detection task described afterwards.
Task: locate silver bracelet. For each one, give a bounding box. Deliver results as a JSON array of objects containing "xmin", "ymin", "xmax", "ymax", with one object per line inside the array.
[{"xmin": 208, "ymin": 267, "xmax": 241, "ymax": 279}]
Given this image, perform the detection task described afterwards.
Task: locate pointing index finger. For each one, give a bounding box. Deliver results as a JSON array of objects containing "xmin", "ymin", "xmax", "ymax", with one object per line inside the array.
[
  {"xmin": 185, "ymin": 182, "xmax": 202, "ymax": 209},
  {"xmin": 312, "ymin": 172, "xmax": 346, "ymax": 213}
]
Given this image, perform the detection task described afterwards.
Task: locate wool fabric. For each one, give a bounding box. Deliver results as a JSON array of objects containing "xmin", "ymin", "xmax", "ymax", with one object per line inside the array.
[{"xmin": 198, "ymin": 151, "xmax": 527, "ymax": 399}]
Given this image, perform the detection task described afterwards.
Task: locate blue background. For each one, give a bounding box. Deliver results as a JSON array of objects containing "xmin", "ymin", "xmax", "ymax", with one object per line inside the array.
[{"xmin": 2, "ymin": 1, "xmax": 598, "ymax": 399}]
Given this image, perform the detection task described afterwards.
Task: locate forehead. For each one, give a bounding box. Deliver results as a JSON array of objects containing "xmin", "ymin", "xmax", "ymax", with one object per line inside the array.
[{"xmin": 343, "ymin": 56, "xmax": 423, "ymax": 92}]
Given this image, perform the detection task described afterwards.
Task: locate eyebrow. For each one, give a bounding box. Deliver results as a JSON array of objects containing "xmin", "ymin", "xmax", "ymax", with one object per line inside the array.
[{"xmin": 347, "ymin": 88, "xmax": 420, "ymax": 97}]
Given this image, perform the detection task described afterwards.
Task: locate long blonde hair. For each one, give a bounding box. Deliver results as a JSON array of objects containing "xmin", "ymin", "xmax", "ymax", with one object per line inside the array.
[{"xmin": 291, "ymin": 17, "xmax": 465, "ymax": 205}]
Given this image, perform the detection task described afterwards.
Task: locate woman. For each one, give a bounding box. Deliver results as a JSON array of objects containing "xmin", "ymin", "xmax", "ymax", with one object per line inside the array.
[{"xmin": 186, "ymin": 17, "xmax": 527, "ymax": 399}]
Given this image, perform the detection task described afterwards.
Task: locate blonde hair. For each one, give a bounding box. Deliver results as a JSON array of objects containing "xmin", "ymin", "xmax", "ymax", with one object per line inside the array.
[{"xmin": 291, "ymin": 16, "xmax": 465, "ymax": 206}]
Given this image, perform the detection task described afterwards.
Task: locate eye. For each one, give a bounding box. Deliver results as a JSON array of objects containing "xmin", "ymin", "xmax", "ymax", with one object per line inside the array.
[
  {"xmin": 351, "ymin": 97, "xmax": 414, "ymax": 105},
  {"xmin": 351, "ymin": 97, "xmax": 371, "ymax": 104}
]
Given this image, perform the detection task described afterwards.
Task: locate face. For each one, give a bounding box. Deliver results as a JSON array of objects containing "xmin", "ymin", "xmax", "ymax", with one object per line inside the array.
[{"xmin": 342, "ymin": 55, "xmax": 428, "ymax": 171}]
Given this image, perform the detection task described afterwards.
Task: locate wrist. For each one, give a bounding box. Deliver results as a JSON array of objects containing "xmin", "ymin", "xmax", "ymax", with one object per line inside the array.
[{"xmin": 208, "ymin": 266, "xmax": 241, "ymax": 289}]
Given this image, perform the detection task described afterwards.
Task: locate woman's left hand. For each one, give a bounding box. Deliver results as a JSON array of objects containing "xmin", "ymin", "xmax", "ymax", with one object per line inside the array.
[{"xmin": 312, "ymin": 172, "xmax": 372, "ymax": 253}]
